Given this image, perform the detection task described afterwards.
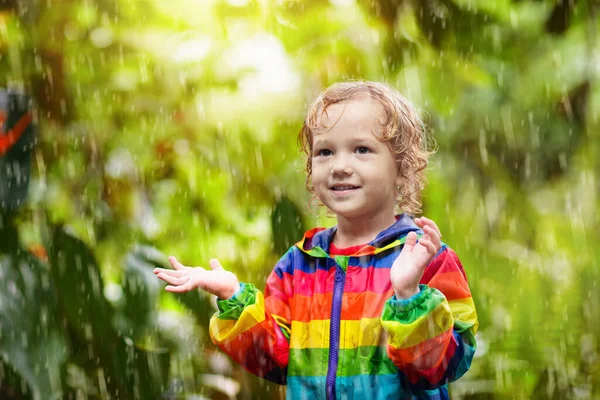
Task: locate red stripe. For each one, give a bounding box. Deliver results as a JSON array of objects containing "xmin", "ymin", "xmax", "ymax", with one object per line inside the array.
[
  {"xmin": 421, "ymin": 248, "xmax": 467, "ymax": 284},
  {"xmin": 427, "ymin": 271, "xmax": 471, "ymax": 301},
  {"xmin": 214, "ymin": 316, "xmax": 289, "ymax": 375},
  {"xmin": 0, "ymin": 112, "xmax": 32, "ymax": 156},
  {"xmin": 288, "ymin": 266, "xmax": 392, "ymax": 296},
  {"xmin": 345, "ymin": 266, "xmax": 392, "ymax": 293}
]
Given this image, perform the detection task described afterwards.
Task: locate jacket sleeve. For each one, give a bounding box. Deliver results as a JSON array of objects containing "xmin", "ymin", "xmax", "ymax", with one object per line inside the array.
[
  {"xmin": 380, "ymin": 245, "xmax": 478, "ymax": 390},
  {"xmin": 208, "ymin": 250, "xmax": 293, "ymax": 384}
]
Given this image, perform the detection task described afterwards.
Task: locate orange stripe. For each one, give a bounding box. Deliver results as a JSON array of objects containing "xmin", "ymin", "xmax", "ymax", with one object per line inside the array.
[
  {"xmin": 291, "ymin": 292, "xmax": 332, "ymax": 321},
  {"xmin": 265, "ymin": 295, "xmax": 291, "ymax": 321},
  {"xmin": 291, "ymin": 290, "xmax": 392, "ymax": 322},
  {"xmin": 388, "ymin": 329, "xmax": 457, "ymax": 384},
  {"xmin": 388, "ymin": 328, "xmax": 451, "ymax": 363},
  {"xmin": 342, "ymin": 290, "xmax": 392, "ymax": 320},
  {"xmin": 0, "ymin": 112, "xmax": 32, "ymax": 156},
  {"xmin": 427, "ymin": 271, "xmax": 471, "ymax": 301},
  {"xmin": 353, "ymin": 245, "xmax": 377, "ymax": 256}
]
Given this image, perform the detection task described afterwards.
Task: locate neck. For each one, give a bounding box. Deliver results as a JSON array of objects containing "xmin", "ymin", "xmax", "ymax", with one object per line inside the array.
[{"xmin": 333, "ymin": 211, "xmax": 397, "ymax": 248}]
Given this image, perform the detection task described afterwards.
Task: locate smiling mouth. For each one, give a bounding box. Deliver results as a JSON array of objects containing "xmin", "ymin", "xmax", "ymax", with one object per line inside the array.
[{"xmin": 330, "ymin": 186, "xmax": 361, "ymax": 191}]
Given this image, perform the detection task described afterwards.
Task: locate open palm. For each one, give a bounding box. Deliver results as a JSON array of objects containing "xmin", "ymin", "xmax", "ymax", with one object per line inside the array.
[
  {"xmin": 154, "ymin": 256, "xmax": 240, "ymax": 299},
  {"xmin": 390, "ymin": 217, "xmax": 442, "ymax": 299}
]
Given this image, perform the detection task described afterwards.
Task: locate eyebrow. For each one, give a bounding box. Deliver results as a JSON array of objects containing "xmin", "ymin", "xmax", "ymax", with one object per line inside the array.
[
  {"xmin": 313, "ymin": 139, "xmax": 331, "ymax": 147},
  {"xmin": 313, "ymin": 136, "xmax": 378, "ymax": 147}
]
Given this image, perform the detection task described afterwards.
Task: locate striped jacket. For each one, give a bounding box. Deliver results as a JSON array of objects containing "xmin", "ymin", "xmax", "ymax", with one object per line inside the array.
[{"xmin": 210, "ymin": 214, "xmax": 478, "ymax": 399}]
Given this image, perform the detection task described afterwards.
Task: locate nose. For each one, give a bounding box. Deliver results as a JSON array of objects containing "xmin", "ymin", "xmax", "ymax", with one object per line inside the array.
[{"xmin": 330, "ymin": 153, "xmax": 353, "ymax": 176}]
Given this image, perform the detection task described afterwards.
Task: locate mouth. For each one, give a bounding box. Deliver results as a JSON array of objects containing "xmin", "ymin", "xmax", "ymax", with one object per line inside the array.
[{"xmin": 330, "ymin": 185, "xmax": 361, "ymax": 191}]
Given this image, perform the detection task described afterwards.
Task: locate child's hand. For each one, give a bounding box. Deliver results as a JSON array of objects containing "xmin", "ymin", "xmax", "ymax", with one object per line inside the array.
[
  {"xmin": 390, "ymin": 217, "xmax": 442, "ymax": 299},
  {"xmin": 153, "ymin": 256, "xmax": 241, "ymax": 299}
]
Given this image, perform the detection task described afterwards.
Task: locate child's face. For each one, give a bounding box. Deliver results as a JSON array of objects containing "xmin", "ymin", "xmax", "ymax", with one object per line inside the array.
[{"xmin": 311, "ymin": 97, "xmax": 402, "ymax": 223}]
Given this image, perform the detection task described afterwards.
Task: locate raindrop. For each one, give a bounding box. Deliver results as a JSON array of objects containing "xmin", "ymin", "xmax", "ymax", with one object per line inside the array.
[{"xmin": 90, "ymin": 27, "xmax": 114, "ymax": 49}]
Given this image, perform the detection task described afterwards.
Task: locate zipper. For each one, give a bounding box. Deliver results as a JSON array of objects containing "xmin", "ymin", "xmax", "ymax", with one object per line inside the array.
[{"xmin": 326, "ymin": 263, "xmax": 346, "ymax": 400}]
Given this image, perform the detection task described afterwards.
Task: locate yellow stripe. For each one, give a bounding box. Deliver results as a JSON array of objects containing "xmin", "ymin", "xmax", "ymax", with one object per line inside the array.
[
  {"xmin": 449, "ymin": 297, "xmax": 479, "ymax": 333},
  {"xmin": 273, "ymin": 314, "xmax": 291, "ymax": 337},
  {"xmin": 209, "ymin": 291, "xmax": 267, "ymax": 343},
  {"xmin": 339, "ymin": 317, "xmax": 386, "ymax": 348},
  {"xmin": 290, "ymin": 318, "xmax": 385, "ymax": 349},
  {"xmin": 382, "ymin": 300, "xmax": 453, "ymax": 349}
]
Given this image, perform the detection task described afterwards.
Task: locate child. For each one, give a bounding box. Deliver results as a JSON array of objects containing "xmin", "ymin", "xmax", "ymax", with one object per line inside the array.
[{"xmin": 154, "ymin": 81, "xmax": 478, "ymax": 399}]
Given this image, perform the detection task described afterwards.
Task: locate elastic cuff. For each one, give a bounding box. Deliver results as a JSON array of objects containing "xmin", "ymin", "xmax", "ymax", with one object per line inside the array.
[
  {"xmin": 227, "ymin": 283, "xmax": 245, "ymax": 300},
  {"xmin": 388, "ymin": 284, "xmax": 430, "ymax": 312},
  {"xmin": 216, "ymin": 282, "xmax": 257, "ymax": 316}
]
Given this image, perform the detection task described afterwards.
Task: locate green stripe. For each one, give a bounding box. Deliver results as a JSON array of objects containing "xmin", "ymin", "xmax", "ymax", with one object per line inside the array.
[
  {"xmin": 288, "ymin": 346, "xmax": 397, "ymax": 377},
  {"xmin": 454, "ymin": 319, "xmax": 475, "ymax": 333},
  {"xmin": 371, "ymin": 234, "xmax": 422, "ymax": 255},
  {"xmin": 334, "ymin": 255, "xmax": 349, "ymax": 271},
  {"xmin": 381, "ymin": 286, "xmax": 445, "ymax": 324},
  {"xmin": 304, "ymin": 245, "xmax": 330, "ymax": 258},
  {"xmin": 216, "ymin": 283, "xmax": 257, "ymax": 320}
]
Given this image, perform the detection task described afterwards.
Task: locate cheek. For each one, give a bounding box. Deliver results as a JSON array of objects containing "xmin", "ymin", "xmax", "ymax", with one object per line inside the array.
[{"xmin": 311, "ymin": 161, "xmax": 328, "ymax": 180}]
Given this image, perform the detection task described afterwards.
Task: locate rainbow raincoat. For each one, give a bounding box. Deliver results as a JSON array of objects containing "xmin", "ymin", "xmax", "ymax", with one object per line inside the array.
[{"xmin": 210, "ymin": 214, "xmax": 478, "ymax": 399}]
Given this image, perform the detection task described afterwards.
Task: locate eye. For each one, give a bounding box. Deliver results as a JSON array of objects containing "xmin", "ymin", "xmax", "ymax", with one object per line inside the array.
[
  {"xmin": 316, "ymin": 149, "xmax": 333, "ymax": 157},
  {"xmin": 355, "ymin": 146, "xmax": 370, "ymax": 154}
]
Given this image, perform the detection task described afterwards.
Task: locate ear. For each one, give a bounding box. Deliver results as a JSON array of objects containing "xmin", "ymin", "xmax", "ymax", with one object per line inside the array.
[{"xmin": 395, "ymin": 173, "xmax": 403, "ymax": 188}]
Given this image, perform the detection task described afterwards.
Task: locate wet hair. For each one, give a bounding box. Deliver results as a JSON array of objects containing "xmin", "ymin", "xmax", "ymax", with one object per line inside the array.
[{"xmin": 298, "ymin": 81, "xmax": 434, "ymax": 215}]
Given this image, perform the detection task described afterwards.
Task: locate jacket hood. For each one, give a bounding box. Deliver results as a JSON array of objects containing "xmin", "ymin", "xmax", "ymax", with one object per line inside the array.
[{"xmin": 295, "ymin": 213, "xmax": 422, "ymax": 258}]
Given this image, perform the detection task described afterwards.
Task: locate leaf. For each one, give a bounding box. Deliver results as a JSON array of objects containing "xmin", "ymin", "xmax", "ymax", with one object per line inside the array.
[
  {"xmin": 0, "ymin": 248, "xmax": 67, "ymax": 400},
  {"xmin": 48, "ymin": 228, "xmax": 169, "ymax": 398},
  {"xmin": 48, "ymin": 227, "xmax": 115, "ymax": 344},
  {"xmin": 271, "ymin": 196, "xmax": 305, "ymax": 255},
  {"xmin": 118, "ymin": 245, "xmax": 165, "ymax": 341}
]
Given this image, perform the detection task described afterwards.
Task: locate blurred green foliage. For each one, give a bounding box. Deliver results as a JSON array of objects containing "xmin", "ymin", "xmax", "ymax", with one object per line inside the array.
[{"xmin": 0, "ymin": 0, "xmax": 599, "ymax": 398}]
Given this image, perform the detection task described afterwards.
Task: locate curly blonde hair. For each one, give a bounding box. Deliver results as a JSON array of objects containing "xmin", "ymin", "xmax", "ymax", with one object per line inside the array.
[{"xmin": 297, "ymin": 81, "xmax": 434, "ymax": 215}]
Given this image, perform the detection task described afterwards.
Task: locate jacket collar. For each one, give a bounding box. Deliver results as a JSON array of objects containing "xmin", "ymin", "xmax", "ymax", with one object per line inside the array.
[{"xmin": 295, "ymin": 213, "xmax": 422, "ymax": 258}]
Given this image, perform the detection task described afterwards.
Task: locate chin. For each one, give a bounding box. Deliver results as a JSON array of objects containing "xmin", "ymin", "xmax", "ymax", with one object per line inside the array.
[{"xmin": 330, "ymin": 208, "xmax": 367, "ymax": 220}]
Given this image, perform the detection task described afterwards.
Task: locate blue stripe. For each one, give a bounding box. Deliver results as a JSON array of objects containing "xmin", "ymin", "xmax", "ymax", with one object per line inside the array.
[
  {"xmin": 335, "ymin": 373, "xmax": 405, "ymax": 399},
  {"xmin": 411, "ymin": 386, "xmax": 449, "ymax": 400},
  {"xmin": 288, "ymin": 373, "xmax": 450, "ymax": 399},
  {"xmin": 274, "ymin": 246, "xmax": 406, "ymax": 276},
  {"xmin": 287, "ymin": 375, "xmax": 326, "ymax": 400},
  {"xmin": 274, "ymin": 248, "xmax": 324, "ymax": 276}
]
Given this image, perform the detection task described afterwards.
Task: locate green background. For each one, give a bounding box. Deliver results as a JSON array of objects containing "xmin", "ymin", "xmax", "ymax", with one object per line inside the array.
[{"xmin": 1, "ymin": 0, "xmax": 599, "ymax": 398}]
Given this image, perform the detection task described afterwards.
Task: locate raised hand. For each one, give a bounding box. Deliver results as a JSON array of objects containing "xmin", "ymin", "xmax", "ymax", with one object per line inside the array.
[
  {"xmin": 153, "ymin": 256, "xmax": 241, "ymax": 299},
  {"xmin": 390, "ymin": 217, "xmax": 442, "ymax": 299}
]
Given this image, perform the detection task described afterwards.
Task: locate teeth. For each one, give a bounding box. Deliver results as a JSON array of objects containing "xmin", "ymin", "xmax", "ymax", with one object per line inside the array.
[{"xmin": 333, "ymin": 186, "xmax": 356, "ymax": 190}]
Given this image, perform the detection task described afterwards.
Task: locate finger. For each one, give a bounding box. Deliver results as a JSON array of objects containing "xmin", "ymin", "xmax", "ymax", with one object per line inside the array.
[
  {"xmin": 414, "ymin": 217, "xmax": 423, "ymax": 228},
  {"xmin": 157, "ymin": 273, "xmax": 190, "ymax": 286},
  {"xmin": 169, "ymin": 256, "xmax": 187, "ymax": 270},
  {"xmin": 403, "ymin": 231, "xmax": 417, "ymax": 252},
  {"xmin": 165, "ymin": 283, "xmax": 192, "ymax": 293},
  {"xmin": 419, "ymin": 217, "xmax": 442, "ymax": 238},
  {"xmin": 423, "ymin": 225, "xmax": 442, "ymax": 250},
  {"xmin": 417, "ymin": 238, "xmax": 437, "ymax": 255},
  {"xmin": 209, "ymin": 259, "xmax": 224, "ymax": 271},
  {"xmin": 153, "ymin": 268, "xmax": 186, "ymax": 277}
]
